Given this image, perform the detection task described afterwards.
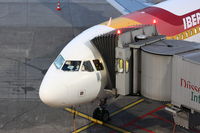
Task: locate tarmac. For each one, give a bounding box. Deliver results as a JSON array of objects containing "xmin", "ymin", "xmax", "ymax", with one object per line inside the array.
[{"xmin": 0, "ymin": 0, "xmax": 199, "ymax": 133}]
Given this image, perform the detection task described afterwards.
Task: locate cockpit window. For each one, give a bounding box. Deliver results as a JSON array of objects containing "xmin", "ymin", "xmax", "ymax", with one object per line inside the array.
[
  {"xmin": 81, "ymin": 61, "xmax": 94, "ymax": 72},
  {"xmin": 54, "ymin": 54, "xmax": 65, "ymax": 69},
  {"xmin": 93, "ymin": 59, "xmax": 104, "ymax": 71},
  {"xmin": 62, "ymin": 61, "xmax": 81, "ymax": 71}
]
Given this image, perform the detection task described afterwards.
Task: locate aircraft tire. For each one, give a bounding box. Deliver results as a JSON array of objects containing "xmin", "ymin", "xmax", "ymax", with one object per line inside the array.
[
  {"xmin": 93, "ymin": 108, "xmax": 110, "ymax": 121},
  {"xmin": 102, "ymin": 109, "xmax": 109, "ymax": 121}
]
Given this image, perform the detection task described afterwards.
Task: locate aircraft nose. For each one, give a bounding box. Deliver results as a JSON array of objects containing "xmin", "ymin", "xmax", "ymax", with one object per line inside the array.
[
  {"xmin": 39, "ymin": 66, "xmax": 68, "ymax": 107},
  {"xmin": 39, "ymin": 79, "xmax": 63, "ymax": 107},
  {"xmin": 39, "ymin": 66, "xmax": 82, "ymax": 107},
  {"xmin": 39, "ymin": 64, "xmax": 101, "ymax": 107}
]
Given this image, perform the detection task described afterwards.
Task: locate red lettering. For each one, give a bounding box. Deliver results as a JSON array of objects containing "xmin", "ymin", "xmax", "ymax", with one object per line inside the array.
[
  {"xmin": 180, "ymin": 78, "xmax": 200, "ymax": 94},
  {"xmin": 187, "ymin": 81, "xmax": 190, "ymax": 88},
  {"xmin": 181, "ymin": 78, "xmax": 186, "ymax": 87},
  {"xmin": 194, "ymin": 86, "xmax": 198, "ymax": 92},
  {"xmin": 191, "ymin": 85, "xmax": 194, "ymax": 91}
]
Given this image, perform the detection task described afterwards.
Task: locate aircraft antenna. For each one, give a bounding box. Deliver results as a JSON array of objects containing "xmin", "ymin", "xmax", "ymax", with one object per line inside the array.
[{"xmin": 107, "ymin": 17, "xmax": 112, "ymax": 26}]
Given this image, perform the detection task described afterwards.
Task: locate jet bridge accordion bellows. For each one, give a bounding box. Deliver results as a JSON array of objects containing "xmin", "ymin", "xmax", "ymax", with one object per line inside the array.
[{"xmin": 92, "ymin": 34, "xmax": 118, "ymax": 88}]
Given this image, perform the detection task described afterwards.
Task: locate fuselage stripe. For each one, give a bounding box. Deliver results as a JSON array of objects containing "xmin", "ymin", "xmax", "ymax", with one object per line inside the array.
[
  {"xmin": 101, "ymin": 6, "xmax": 200, "ymax": 40},
  {"xmin": 167, "ymin": 25, "xmax": 200, "ymax": 40}
]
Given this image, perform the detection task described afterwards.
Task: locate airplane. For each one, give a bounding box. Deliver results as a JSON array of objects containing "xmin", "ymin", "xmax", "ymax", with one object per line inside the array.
[{"xmin": 39, "ymin": 0, "xmax": 200, "ymax": 121}]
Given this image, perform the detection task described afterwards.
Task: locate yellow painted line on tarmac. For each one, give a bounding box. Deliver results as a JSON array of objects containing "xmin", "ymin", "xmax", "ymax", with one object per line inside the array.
[
  {"xmin": 72, "ymin": 123, "xmax": 94, "ymax": 133},
  {"xmin": 65, "ymin": 107, "xmax": 131, "ymax": 133},
  {"xmin": 67, "ymin": 98, "xmax": 144, "ymax": 133},
  {"xmin": 110, "ymin": 98, "xmax": 144, "ymax": 117},
  {"xmin": 65, "ymin": 108, "xmax": 103, "ymax": 125}
]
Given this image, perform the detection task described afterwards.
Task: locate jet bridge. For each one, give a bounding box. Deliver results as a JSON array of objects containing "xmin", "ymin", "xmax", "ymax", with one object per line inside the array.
[
  {"xmin": 141, "ymin": 40, "xmax": 200, "ymax": 128},
  {"xmin": 92, "ymin": 25, "xmax": 200, "ymax": 129},
  {"xmin": 91, "ymin": 25, "xmax": 164, "ymax": 95}
]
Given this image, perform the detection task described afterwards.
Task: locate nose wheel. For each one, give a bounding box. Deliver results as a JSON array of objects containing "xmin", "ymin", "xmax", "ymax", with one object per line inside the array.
[
  {"xmin": 93, "ymin": 107, "xmax": 110, "ymax": 121},
  {"xmin": 93, "ymin": 98, "xmax": 110, "ymax": 121}
]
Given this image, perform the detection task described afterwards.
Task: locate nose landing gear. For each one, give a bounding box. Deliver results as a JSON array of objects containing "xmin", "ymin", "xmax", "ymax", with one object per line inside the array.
[
  {"xmin": 93, "ymin": 98, "xmax": 110, "ymax": 121},
  {"xmin": 93, "ymin": 107, "xmax": 110, "ymax": 121}
]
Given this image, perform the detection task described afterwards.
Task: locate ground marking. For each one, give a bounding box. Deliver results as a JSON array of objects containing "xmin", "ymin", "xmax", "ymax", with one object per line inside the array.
[{"xmin": 65, "ymin": 98, "xmax": 144, "ymax": 133}]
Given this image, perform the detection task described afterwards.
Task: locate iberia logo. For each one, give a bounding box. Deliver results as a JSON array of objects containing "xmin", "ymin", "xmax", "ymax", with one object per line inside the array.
[
  {"xmin": 182, "ymin": 12, "xmax": 200, "ymax": 30},
  {"xmin": 181, "ymin": 78, "xmax": 200, "ymax": 103}
]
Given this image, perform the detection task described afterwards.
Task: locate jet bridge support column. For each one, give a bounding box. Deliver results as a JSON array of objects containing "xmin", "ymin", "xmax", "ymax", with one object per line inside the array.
[
  {"xmin": 115, "ymin": 47, "xmax": 131, "ymax": 95},
  {"xmin": 114, "ymin": 25, "xmax": 160, "ymax": 96},
  {"xmin": 132, "ymin": 48, "xmax": 140, "ymax": 94},
  {"xmin": 129, "ymin": 42, "xmax": 146, "ymax": 95}
]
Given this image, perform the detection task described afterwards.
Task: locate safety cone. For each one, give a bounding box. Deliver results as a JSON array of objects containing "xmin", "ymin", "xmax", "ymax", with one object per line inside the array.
[{"xmin": 56, "ymin": 0, "xmax": 61, "ymax": 11}]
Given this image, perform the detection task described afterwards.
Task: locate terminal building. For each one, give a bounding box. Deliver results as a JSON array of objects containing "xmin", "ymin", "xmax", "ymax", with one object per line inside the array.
[{"xmin": 92, "ymin": 25, "xmax": 200, "ymax": 128}]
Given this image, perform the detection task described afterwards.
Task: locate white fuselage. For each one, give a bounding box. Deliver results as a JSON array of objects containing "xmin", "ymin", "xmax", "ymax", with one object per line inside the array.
[{"xmin": 39, "ymin": 25, "xmax": 114, "ymax": 107}]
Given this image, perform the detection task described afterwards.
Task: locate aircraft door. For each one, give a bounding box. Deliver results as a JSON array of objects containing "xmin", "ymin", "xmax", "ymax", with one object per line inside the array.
[{"xmin": 80, "ymin": 60, "xmax": 101, "ymax": 98}]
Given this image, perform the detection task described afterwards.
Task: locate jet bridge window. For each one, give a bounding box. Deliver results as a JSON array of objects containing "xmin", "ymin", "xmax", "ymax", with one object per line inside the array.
[
  {"xmin": 125, "ymin": 60, "xmax": 129, "ymax": 73},
  {"xmin": 81, "ymin": 61, "xmax": 94, "ymax": 72},
  {"xmin": 62, "ymin": 61, "xmax": 81, "ymax": 71},
  {"xmin": 93, "ymin": 59, "xmax": 104, "ymax": 71},
  {"xmin": 116, "ymin": 58, "xmax": 124, "ymax": 73},
  {"xmin": 54, "ymin": 54, "xmax": 65, "ymax": 69}
]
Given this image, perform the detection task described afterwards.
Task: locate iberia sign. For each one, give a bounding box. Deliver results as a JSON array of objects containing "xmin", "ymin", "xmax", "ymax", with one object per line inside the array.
[{"xmin": 183, "ymin": 12, "xmax": 200, "ymax": 30}]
